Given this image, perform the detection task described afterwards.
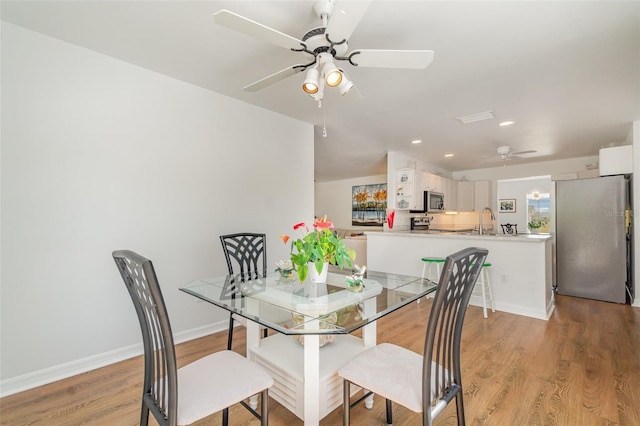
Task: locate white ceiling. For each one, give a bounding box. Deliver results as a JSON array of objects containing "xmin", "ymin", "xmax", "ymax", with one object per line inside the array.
[{"xmin": 2, "ymin": 1, "xmax": 639, "ymax": 182}]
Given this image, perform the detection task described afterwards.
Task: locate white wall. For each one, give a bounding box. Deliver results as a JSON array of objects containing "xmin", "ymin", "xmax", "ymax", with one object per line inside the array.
[
  {"xmin": 315, "ymin": 174, "xmax": 387, "ymax": 229},
  {"xmin": 0, "ymin": 23, "xmax": 314, "ymax": 395}
]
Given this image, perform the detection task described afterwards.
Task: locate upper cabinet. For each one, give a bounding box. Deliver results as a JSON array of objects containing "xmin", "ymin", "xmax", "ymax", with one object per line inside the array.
[
  {"xmin": 424, "ymin": 173, "xmax": 444, "ymax": 193},
  {"xmin": 473, "ymin": 180, "xmax": 492, "ymax": 211},
  {"xmin": 446, "ymin": 179, "xmax": 458, "ymax": 211},
  {"xmin": 395, "ymin": 169, "xmax": 424, "ymax": 210},
  {"xmin": 456, "ymin": 180, "xmax": 491, "ymax": 211},
  {"xmin": 457, "ymin": 181, "xmax": 475, "ymax": 211}
]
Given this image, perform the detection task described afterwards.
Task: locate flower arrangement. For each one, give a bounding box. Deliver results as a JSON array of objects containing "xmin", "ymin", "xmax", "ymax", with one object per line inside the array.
[{"xmin": 280, "ymin": 216, "xmax": 356, "ymax": 282}]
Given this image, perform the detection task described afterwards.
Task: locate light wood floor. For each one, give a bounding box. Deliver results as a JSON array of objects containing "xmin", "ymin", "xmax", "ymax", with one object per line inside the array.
[{"xmin": 2, "ymin": 295, "xmax": 639, "ymax": 425}]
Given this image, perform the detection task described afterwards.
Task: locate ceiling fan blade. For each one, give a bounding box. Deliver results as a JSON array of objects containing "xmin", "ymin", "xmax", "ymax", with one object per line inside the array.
[
  {"xmin": 214, "ymin": 10, "xmax": 303, "ymax": 50},
  {"xmin": 243, "ymin": 66, "xmax": 306, "ymax": 92},
  {"xmin": 349, "ymin": 49, "xmax": 435, "ymax": 69},
  {"xmin": 325, "ymin": 1, "xmax": 372, "ymax": 43},
  {"xmin": 512, "ymin": 149, "xmax": 537, "ymax": 156}
]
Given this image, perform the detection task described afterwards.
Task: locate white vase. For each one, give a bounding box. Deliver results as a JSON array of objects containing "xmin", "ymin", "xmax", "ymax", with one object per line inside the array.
[{"xmin": 307, "ymin": 261, "xmax": 329, "ymax": 284}]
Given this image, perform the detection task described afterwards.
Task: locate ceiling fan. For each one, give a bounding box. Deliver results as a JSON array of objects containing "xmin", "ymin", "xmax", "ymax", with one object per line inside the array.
[
  {"xmin": 213, "ymin": 0, "xmax": 434, "ymax": 103},
  {"xmin": 479, "ymin": 146, "xmax": 538, "ymax": 165}
]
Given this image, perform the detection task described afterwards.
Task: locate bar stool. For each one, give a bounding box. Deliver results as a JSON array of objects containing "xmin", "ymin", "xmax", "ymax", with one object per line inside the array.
[
  {"xmin": 420, "ymin": 257, "xmax": 445, "ymax": 301},
  {"xmin": 474, "ymin": 261, "xmax": 495, "ymax": 318},
  {"xmin": 421, "ymin": 257, "xmax": 445, "ymax": 282}
]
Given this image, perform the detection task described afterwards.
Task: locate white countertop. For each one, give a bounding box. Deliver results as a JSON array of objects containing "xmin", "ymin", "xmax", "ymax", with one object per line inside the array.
[{"xmin": 369, "ymin": 230, "xmax": 552, "ymax": 242}]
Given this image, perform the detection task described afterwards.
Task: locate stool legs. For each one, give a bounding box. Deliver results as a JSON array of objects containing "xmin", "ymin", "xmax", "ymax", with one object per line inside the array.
[
  {"xmin": 421, "ymin": 261, "xmax": 442, "ymax": 301},
  {"xmin": 477, "ymin": 266, "xmax": 495, "ymax": 318}
]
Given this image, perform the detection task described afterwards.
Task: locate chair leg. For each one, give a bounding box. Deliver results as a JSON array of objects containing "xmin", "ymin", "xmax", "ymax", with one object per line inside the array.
[
  {"xmin": 227, "ymin": 313, "xmax": 234, "ymax": 350},
  {"xmin": 260, "ymin": 389, "xmax": 269, "ymax": 426},
  {"xmin": 455, "ymin": 393, "xmax": 466, "ymax": 426},
  {"xmin": 386, "ymin": 398, "xmax": 393, "ymax": 425},
  {"xmin": 222, "ymin": 407, "xmax": 229, "ymax": 426},
  {"xmin": 140, "ymin": 403, "xmax": 149, "ymax": 426},
  {"xmin": 480, "ymin": 272, "xmax": 488, "ymax": 318},
  {"xmin": 343, "ymin": 380, "xmax": 351, "ymax": 425}
]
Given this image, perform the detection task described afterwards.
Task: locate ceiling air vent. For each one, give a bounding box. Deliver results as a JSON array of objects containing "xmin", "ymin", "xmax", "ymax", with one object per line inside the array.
[{"xmin": 457, "ymin": 110, "xmax": 494, "ymax": 124}]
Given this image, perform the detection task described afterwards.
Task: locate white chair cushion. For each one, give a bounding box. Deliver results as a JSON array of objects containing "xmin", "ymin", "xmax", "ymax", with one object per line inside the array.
[
  {"xmin": 176, "ymin": 350, "xmax": 273, "ymax": 425},
  {"xmin": 338, "ymin": 343, "xmax": 448, "ymax": 414}
]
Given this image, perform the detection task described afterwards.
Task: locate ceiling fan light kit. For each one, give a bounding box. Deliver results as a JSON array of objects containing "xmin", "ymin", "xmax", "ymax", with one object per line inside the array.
[
  {"xmin": 302, "ymin": 66, "xmax": 320, "ymax": 94},
  {"xmin": 213, "ymin": 0, "xmax": 434, "ymax": 104},
  {"xmin": 337, "ymin": 74, "xmax": 354, "ymax": 95},
  {"xmin": 319, "ymin": 52, "xmax": 342, "ymax": 87}
]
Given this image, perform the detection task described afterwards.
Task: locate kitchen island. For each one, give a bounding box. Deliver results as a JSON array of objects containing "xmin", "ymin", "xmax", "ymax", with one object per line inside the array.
[{"xmin": 367, "ymin": 231, "xmax": 554, "ymax": 320}]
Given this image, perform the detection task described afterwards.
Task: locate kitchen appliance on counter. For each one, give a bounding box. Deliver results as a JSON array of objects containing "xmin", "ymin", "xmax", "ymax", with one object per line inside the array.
[
  {"xmin": 410, "ymin": 191, "xmax": 445, "ymax": 213},
  {"xmin": 556, "ymin": 175, "xmax": 633, "ymax": 303},
  {"xmin": 410, "ymin": 216, "xmax": 433, "ymax": 231}
]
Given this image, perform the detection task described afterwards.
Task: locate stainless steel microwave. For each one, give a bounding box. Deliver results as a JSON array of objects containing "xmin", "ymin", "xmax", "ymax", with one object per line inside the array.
[{"xmin": 411, "ymin": 191, "xmax": 445, "ymax": 213}]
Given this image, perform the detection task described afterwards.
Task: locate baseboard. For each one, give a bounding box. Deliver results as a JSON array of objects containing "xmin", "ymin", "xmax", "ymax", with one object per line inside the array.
[
  {"xmin": 0, "ymin": 321, "xmax": 225, "ymax": 398},
  {"xmin": 468, "ymin": 295, "xmax": 548, "ymax": 321}
]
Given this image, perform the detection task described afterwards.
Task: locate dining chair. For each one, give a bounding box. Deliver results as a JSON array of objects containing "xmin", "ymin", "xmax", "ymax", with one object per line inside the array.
[
  {"xmin": 338, "ymin": 246, "xmax": 489, "ymax": 426},
  {"xmin": 500, "ymin": 223, "xmax": 518, "ymax": 235},
  {"xmin": 113, "ymin": 250, "xmax": 273, "ymax": 426},
  {"xmin": 219, "ymin": 233, "xmax": 268, "ymax": 351}
]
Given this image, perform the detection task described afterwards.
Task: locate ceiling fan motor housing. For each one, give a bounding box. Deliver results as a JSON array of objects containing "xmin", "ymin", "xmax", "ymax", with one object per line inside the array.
[
  {"xmin": 497, "ymin": 146, "xmax": 511, "ymax": 156},
  {"xmin": 302, "ymin": 27, "xmax": 348, "ymax": 57}
]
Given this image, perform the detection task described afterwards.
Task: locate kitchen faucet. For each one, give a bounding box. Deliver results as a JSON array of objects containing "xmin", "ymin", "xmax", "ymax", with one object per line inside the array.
[{"xmin": 479, "ymin": 207, "xmax": 496, "ymax": 235}]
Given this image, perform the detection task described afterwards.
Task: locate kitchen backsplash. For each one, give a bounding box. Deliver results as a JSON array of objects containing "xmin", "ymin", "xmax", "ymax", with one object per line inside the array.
[{"xmin": 389, "ymin": 210, "xmax": 495, "ymax": 231}]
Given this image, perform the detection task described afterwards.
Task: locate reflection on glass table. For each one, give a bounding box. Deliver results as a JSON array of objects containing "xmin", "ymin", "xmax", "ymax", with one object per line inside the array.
[{"xmin": 181, "ymin": 271, "xmax": 437, "ymax": 335}]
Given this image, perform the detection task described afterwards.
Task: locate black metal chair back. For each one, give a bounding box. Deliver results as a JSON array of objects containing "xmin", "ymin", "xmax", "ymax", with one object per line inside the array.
[
  {"xmin": 113, "ymin": 250, "xmax": 177, "ymax": 426},
  {"xmin": 422, "ymin": 247, "xmax": 488, "ymax": 425},
  {"xmin": 501, "ymin": 223, "xmax": 518, "ymax": 234},
  {"xmin": 220, "ymin": 233, "xmax": 267, "ymax": 279},
  {"xmin": 220, "ymin": 233, "xmax": 268, "ymax": 350}
]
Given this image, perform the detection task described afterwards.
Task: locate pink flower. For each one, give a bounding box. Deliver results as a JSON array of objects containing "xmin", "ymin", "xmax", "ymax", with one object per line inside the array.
[{"xmin": 313, "ymin": 215, "xmax": 334, "ymax": 231}]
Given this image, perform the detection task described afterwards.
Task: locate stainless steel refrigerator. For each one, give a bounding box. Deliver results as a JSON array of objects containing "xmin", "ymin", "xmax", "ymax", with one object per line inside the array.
[{"xmin": 556, "ymin": 175, "xmax": 633, "ymax": 303}]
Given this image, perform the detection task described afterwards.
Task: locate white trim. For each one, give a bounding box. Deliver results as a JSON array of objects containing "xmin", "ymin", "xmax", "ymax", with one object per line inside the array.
[{"xmin": 0, "ymin": 321, "xmax": 224, "ymax": 398}]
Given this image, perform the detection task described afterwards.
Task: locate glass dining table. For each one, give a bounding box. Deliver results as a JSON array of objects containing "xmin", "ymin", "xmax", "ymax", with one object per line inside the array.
[{"xmin": 180, "ymin": 270, "xmax": 437, "ymax": 426}]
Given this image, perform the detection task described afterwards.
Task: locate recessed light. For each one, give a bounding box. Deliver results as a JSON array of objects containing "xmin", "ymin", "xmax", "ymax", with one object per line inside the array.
[
  {"xmin": 499, "ymin": 121, "xmax": 515, "ymax": 127},
  {"xmin": 411, "ymin": 139, "xmax": 422, "ymax": 144},
  {"xmin": 444, "ymin": 153, "xmax": 454, "ymax": 158}
]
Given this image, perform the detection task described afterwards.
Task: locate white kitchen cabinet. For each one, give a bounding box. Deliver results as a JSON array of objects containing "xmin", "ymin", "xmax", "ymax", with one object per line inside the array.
[
  {"xmin": 395, "ymin": 169, "xmax": 424, "ymax": 210},
  {"xmin": 446, "ymin": 178, "xmax": 458, "ymax": 211},
  {"xmin": 474, "ymin": 180, "xmax": 492, "ymax": 211},
  {"xmin": 457, "ymin": 181, "xmax": 475, "ymax": 211},
  {"xmin": 424, "ymin": 173, "xmax": 444, "ymax": 192},
  {"xmin": 455, "ymin": 180, "xmax": 491, "ymax": 211}
]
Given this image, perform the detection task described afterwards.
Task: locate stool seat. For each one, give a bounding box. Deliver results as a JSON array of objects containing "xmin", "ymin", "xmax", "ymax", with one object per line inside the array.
[{"xmin": 421, "ymin": 257, "xmax": 446, "ymax": 263}]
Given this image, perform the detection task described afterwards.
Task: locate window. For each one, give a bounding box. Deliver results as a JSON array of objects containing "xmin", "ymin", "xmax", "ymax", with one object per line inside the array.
[{"xmin": 527, "ymin": 191, "xmax": 550, "ymax": 233}]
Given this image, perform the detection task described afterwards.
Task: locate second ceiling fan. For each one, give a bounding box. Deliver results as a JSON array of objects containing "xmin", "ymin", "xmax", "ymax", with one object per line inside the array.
[{"xmin": 214, "ymin": 0, "xmax": 434, "ymax": 103}]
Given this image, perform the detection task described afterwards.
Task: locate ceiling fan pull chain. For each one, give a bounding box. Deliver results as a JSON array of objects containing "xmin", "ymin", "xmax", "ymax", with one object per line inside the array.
[{"xmin": 322, "ymin": 103, "xmax": 327, "ymax": 137}]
